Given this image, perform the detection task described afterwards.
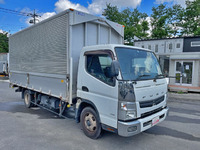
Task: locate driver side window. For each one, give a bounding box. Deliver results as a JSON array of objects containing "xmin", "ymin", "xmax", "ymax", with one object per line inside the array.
[{"xmin": 86, "ymin": 54, "xmax": 115, "ymax": 86}]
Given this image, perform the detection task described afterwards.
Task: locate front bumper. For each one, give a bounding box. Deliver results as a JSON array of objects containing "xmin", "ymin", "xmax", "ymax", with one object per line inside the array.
[{"xmin": 118, "ymin": 107, "xmax": 169, "ymax": 137}]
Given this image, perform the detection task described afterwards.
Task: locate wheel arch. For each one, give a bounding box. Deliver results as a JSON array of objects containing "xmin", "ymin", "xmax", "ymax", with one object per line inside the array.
[{"xmin": 76, "ymin": 99, "xmax": 101, "ymax": 123}]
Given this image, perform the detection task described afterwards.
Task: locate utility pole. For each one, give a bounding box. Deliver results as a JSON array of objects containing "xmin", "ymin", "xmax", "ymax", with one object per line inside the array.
[
  {"xmin": 28, "ymin": 9, "xmax": 41, "ymax": 24},
  {"xmin": 33, "ymin": 9, "xmax": 36, "ymax": 24}
]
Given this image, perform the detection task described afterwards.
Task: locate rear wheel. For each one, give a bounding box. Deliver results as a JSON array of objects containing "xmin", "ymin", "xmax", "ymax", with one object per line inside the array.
[
  {"xmin": 80, "ymin": 107, "xmax": 101, "ymax": 139},
  {"xmin": 24, "ymin": 90, "xmax": 33, "ymax": 108}
]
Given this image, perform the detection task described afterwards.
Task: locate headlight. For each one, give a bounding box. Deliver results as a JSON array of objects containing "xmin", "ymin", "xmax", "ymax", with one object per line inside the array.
[
  {"xmin": 126, "ymin": 110, "xmax": 136, "ymax": 119},
  {"xmin": 119, "ymin": 81, "xmax": 136, "ymax": 102},
  {"xmin": 118, "ymin": 102, "xmax": 137, "ymax": 121},
  {"xmin": 118, "ymin": 81, "xmax": 137, "ymax": 121}
]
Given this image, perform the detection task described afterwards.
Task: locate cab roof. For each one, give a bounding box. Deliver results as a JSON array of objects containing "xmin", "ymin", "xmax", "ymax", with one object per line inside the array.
[{"xmin": 82, "ymin": 44, "xmax": 152, "ymax": 53}]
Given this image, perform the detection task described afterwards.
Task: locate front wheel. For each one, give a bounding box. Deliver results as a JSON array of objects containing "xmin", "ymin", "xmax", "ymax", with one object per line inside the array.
[{"xmin": 80, "ymin": 107, "xmax": 101, "ymax": 139}]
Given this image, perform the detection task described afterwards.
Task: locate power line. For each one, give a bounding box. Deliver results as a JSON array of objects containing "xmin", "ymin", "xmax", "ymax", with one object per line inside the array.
[
  {"xmin": 0, "ymin": 9, "xmax": 28, "ymax": 16},
  {"xmin": 0, "ymin": 7, "xmax": 30, "ymax": 16},
  {"xmin": 0, "ymin": 7, "xmax": 41, "ymax": 24}
]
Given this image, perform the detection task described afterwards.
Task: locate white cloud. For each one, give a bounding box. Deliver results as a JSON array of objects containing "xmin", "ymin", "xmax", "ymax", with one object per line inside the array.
[
  {"xmin": 24, "ymin": 0, "xmax": 142, "ymax": 26},
  {"xmin": 0, "ymin": 29, "xmax": 9, "ymax": 36},
  {"xmin": 155, "ymin": 0, "xmax": 173, "ymax": 4},
  {"xmin": 146, "ymin": 17, "xmax": 153, "ymax": 37},
  {"xmin": 154, "ymin": 0, "xmax": 194, "ymax": 7},
  {"xmin": 25, "ymin": 11, "xmax": 56, "ymax": 26},
  {"xmin": 39, "ymin": 12, "xmax": 56, "ymax": 21},
  {"xmin": 0, "ymin": 0, "xmax": 4, "ymax": 4},
  {"xmin": 54, "ymin": 0, "xmax": 142, "ymax": 15},
  {"xmin": 55, "ymin": 0, "xmax": 89, "ymax": 13},
  {"xmin": 88, "ymin": 0, "xmax": 142, "ymax": 14}
]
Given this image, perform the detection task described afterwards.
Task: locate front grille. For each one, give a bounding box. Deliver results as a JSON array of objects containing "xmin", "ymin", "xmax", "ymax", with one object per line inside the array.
[
  {"xmin": 141, "ymin": 107, "xmax": 163, "ymax": 118},
  {"xmin": 139, "ymin": 95, "xmax": 165, "ymax": 108}
]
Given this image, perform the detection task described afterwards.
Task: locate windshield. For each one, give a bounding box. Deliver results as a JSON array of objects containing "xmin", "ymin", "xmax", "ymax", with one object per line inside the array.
[{"xmin": 115, "ymin": 47, "xmax": 163, "ymax": 81}]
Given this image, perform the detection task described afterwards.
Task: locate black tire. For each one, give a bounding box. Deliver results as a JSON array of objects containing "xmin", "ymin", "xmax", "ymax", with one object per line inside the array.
[
  {"xmin": 24, "ymin": 90, "xmax": 34, "ymax": 108},
  {"xmin": 80, "ymin": 107, "xmax": 101, "ymax": 139}
]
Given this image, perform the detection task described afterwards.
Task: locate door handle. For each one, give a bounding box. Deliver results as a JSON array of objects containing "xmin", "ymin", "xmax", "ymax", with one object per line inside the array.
[{"xmin": 82, "ymin": 86, "xmax": 89, "ymax": 92}]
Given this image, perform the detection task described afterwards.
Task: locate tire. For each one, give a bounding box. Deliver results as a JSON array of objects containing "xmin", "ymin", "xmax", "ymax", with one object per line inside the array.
[
  {"xmin": 80, "ymin": 107, "xmax": 101, "ymax": 139},
  {"xmin": 24, "ymin": 90, "xmax": 33, "ymax": 108}
]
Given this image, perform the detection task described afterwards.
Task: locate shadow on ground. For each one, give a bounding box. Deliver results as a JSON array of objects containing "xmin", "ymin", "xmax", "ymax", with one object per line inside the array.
[
  {"xmin": 145, "ymin": 125, "xmax": 200, "ymax": 142},
  {"xmin": 0, "ymin": 101, "xmax": 65, "ymax": 120}
]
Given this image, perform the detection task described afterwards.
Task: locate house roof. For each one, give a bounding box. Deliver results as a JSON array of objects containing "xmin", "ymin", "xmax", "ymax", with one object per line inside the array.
[{"xmin": 134, "ymin": 36, "xmax": 200, "ymax": 42}]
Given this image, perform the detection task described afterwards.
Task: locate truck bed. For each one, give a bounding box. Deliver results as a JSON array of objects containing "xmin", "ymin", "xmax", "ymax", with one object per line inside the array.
[{"xmin": 9, "ymin": 9, "xmax": 124, "ymax": 103}]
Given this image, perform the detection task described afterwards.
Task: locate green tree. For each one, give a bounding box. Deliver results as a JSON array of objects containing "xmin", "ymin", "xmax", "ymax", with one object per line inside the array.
[
  {"xmin": 181, "ymin": 0, "xmax": 200, "ymax": 36},
  {"xmin": 0, "ymin": 31, "xmax": 9, "ymax": 53},
  {"xmin": 130, "ymin": 9, "xmax": 149, "ymax": 39},
  {"xmin": 103, "ymin": 4, "xmax": 149, "ymax": 45},
  {"xmin": 167, "ymin": 4, "xmax": 185, "ymax": 37},
  {"xmin": 103, "ymin": 2, "xmax": 200, "ymax": 41},
  {"xmin": 151, "ymin": 4, "xmax": 170, "ymax": 38},
  {"xmin": 102, "ymin": 4, "xmax": 121, "ymax": 23}
]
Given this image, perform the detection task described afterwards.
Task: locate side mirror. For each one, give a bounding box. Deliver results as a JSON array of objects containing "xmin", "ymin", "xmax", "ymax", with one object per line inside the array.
[
  {"xmin": 104, "ymin": 60, "xmax": 120, "ymax": 78},
  {"xmin": 110, "ymin": 60, "xmax": 120, "ymax": 77}
]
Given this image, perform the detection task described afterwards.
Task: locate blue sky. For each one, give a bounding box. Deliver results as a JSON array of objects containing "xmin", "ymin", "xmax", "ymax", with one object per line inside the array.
[{"xmin": 0, "ymin": 0, "xmax": 188, "ymax": 34}]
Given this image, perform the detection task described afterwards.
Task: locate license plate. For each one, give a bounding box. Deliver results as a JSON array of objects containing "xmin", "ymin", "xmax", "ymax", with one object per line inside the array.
[{"xmin": 152, "ymin": 116, "xmax": 159, "ymax": 126}]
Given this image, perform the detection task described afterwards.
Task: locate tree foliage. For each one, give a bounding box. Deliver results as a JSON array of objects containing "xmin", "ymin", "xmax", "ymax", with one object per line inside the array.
[
  {"xmin": 103, "ymin": 4, "xmax": 149, "ymax": 44},
  {"xmin": 0, "ymin": 32, "xmax": 9, "ymax": 53},
  {"xmin": 167, "ymin": 4, "xmax": 185, "ymax": 36},
  {"xmin": 151, "ymin": 4, "xmax": 169, "ymax": 38},
  {"xmin": 151, "ymin": 4, "xmax": 186, "ymax": 38},
  {"xmin": 103, "ymin": 0, "xmax": 200, "ymax": 43},
  {"xmin": 181, "ymin": 0, "xmax": 200, "ymax": 36}
]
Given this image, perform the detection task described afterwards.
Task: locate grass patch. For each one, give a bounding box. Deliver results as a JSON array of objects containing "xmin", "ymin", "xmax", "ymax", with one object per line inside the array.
[{"xmin": 177, "ymin": 91, "xmax": 185, "ymax": 94}]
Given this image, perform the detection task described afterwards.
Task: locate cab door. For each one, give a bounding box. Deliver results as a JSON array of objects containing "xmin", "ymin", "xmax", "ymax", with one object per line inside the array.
[{"xmin": 77, "ymin": 51, "xmax": 118, "ymax": 128}]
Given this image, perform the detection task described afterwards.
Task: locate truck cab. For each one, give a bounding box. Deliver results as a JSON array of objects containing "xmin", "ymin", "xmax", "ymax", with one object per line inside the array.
[{"xmin": 77, "ymin": 44, "xmax": 168, "ymax": 138}]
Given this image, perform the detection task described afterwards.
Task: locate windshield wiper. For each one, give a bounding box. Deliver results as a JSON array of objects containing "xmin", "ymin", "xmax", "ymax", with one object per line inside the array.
[
  {"xmin": 136, "ymin": 74, "xmax": 151, "ymax": 80},
  {"xmin": 155, "ymin": 74, "xmax": 165, "ymax": 78},
  {"xmin": 153, "ymin": 74, "xmax": 165, "ymax": 82}
]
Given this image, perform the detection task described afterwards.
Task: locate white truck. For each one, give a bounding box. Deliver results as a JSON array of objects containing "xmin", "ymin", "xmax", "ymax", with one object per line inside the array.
[
  {"xmin": 0, "ymin": 53, "xmax": 9, "ymax": 76},
  {"xmin": 9, "ymin": 9, "xmax": 168, "ymax": 139}
]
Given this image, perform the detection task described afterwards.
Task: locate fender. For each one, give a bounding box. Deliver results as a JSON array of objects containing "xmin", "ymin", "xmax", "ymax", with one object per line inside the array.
[{"xmin": 75, "ymin": 99, "xmax": 101, "ymax": 123}]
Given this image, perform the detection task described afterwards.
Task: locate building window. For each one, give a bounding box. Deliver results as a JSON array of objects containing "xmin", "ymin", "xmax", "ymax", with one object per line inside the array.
[
  {"xmin": 169, "ymin": 43, "xmax": 173, "ymax": 50},
  {"xmin": 142, "ymin": 45, "xmax": 144, "ymax": 48},
  {"xmin": 191, "ymin": 41, "xmax": 200, "ymax": 47},
  {"xmin": 155, "ymin": 45, "xmax": 158, "ymax": 53},
  {"xmin": 176, "ymin": 43, "xmax": 180, "ymax": 48},
  {"xmin": 148, "ymin": 45, "xmax": 151, "ymax": 50}
]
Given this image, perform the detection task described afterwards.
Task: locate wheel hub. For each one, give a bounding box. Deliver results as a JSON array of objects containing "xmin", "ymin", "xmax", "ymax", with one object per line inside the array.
[
  {"xmin": 84, "ymin": 112, "xmax": 97, "ymax": 132},
  {"xmin": 86, "ymin": 120, "xmax": 91, "ymax": 126}
]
